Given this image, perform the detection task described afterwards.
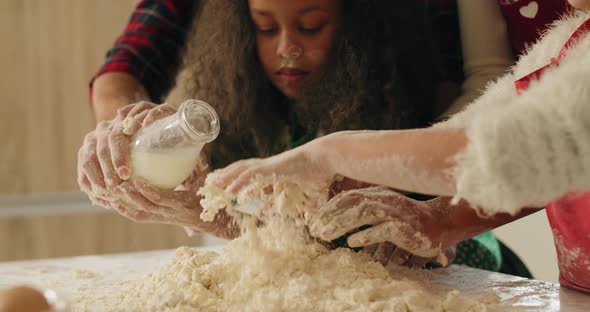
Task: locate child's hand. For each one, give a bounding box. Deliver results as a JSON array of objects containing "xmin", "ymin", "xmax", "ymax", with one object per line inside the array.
[{"xmin": 214, "ymin": 141, "xmax": 335, "ymax": 195}]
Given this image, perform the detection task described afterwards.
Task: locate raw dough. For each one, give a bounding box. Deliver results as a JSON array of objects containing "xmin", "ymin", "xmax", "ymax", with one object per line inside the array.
[{"xmin": 113, "ymin": 174, "xmax": 500, "ymax": 311}]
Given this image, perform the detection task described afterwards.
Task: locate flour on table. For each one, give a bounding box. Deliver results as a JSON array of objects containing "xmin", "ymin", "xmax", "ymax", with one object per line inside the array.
[
  {"xmin": 109, "ymin": 173, "xmax": 501, "ymax": 311},
  {"xmin": 70, "ymin": 269, "xmax": 97, "ymax": 280}
]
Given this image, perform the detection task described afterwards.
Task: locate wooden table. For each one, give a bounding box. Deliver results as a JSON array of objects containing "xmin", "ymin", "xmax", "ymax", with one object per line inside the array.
[{"xmin": 0, "ymin": 247, "xmax": 588, "ymax": 311}]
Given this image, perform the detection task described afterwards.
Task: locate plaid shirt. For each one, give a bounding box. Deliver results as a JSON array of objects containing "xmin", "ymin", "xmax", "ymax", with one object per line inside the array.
[{"xmin": 90, "ymin": 0, "xmax": 197, "ymax": 102}]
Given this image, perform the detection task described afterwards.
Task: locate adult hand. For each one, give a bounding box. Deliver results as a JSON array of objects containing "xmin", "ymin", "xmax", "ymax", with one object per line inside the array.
[
  {"xmin": 78, "ymin": 101, "xmax": 164, "ymax": 205},
  {"xmin": 77, "ymin": 102, "xmax": 237, "ymax": 237},
  {"xmin": 310, "ymin": 186, "xmax": 455, "ymax": 264}
]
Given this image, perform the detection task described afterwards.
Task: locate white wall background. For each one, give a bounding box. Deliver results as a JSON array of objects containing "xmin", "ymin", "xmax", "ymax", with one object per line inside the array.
[{"xmin": 494, "ymin": 210, "xmax": 558, "ymax": 282}]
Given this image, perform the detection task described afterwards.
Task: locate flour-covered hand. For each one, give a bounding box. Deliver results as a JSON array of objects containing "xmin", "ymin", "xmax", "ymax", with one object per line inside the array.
[
  {"xmin": 362, "ymin": 242, "xmax": 456, "ymax": 268},
  {"xmin": 77, "ymin": 101, "xmax": 235, "ymax": 236},
  {"xmin": 310, "ymin": 186, "xmax": 454, "ymax": 259},
  {"xmin": 78, "ymin": 102, "xmax": 184, "ymax": 213},
  {"xmin": 215, "ymin": 141, "xmax": 335, "ymax": 194},
  {"xmin": 77, "ymin": 101, "xmax": 162, "ymax": 205}
]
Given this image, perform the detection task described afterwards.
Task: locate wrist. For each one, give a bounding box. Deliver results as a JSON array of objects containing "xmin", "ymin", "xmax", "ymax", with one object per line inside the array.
[
  {"xmin": 92, "ymin": 95, "xmax": 132, "ymax": 122},
  {"xmin": 303, "ymin": 138, "xmax": 333, "ymax": 176},
  {"xmin": 423, "ymin": 197, "xmax": 473, "ymax": 248},
  {"xmin": 91, "ymin": 72, "xmax": 149, "ymax": 122}
]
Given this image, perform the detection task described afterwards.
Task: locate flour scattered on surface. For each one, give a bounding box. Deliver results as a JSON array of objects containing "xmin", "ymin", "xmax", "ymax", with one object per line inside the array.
[
  {"xmin": 115, "ymin": 221, "xmax": 498, "ymax": 311},
  {"xmin": 70, "ymin": 270, "xmax": 97, "ymax": 280},
  {"xmin": 109, "ymin": 174, "xmax": 501, "ymax": 311}
]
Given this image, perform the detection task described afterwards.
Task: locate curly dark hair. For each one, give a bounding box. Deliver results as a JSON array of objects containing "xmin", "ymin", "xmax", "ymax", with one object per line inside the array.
[{"xmin": 168, "ymin": 0, "xmax": 441, "ymax": 168}]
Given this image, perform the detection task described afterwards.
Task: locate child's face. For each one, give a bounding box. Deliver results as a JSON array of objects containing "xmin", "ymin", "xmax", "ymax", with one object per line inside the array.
[
  {"xmin": 569, "ymin": 0, "xmax": 590, "ymax": 10},
  {"xmin": 249, "ymin": 0, "xmax": 341, "ymax": 99}
]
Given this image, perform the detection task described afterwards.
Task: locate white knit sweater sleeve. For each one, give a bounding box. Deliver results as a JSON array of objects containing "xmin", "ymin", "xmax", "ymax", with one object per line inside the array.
[{"xmin": 451, "ymin": 14, "xmax": 590, "ymax": 214}]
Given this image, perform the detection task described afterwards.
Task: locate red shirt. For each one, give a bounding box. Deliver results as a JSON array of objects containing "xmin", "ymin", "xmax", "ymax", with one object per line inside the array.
[{"xmin": 547, "ymin": 194, "xmax": 590, "ymax": 293}]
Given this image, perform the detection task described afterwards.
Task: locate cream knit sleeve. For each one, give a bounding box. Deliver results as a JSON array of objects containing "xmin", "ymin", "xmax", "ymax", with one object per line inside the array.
[{"xmin": 452, "ymin": 25, "xmax": 590, "ymax": 214}]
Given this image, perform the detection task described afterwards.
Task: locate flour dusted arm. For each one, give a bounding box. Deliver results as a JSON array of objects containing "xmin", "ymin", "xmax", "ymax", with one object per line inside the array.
[{"xmin": 219, "ymin": 51, "xmax": 590, "ymax": 214}]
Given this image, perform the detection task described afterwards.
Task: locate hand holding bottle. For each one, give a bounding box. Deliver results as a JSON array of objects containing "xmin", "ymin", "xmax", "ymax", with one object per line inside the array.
[
  {"xmin": 77, "ymin": 100, "xmax": 221, "ymax": 231},
  {"xmin": 77, "ymin": 101, "xmax": 163, "ymax": 207}
]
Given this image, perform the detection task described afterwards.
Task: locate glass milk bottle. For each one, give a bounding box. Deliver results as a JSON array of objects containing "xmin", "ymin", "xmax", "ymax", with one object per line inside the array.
[{"xmin": 130, "ymin": 99, "xmax": 220, "ymax": 189}]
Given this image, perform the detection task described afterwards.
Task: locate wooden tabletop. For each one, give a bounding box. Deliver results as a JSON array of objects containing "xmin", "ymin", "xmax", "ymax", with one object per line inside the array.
[{"xmin": 0, "ymin": 247, "xmax": 588, "ymax": 311}]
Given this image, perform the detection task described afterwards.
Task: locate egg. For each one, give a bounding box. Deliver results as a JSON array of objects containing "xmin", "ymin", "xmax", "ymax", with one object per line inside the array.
[{"xmin": 0, "ymin": 285, "xmax": 51, "ymax": 312}]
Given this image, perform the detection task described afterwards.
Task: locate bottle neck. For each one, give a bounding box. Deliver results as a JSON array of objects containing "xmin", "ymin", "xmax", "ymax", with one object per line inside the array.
[{"xmin": 178, "ymin": 100, "xmax": 220, "ymax": 143}]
